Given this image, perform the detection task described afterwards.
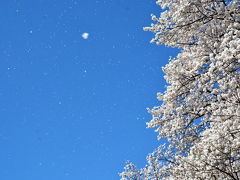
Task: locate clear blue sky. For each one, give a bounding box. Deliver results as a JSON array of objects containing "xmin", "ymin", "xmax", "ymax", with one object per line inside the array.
[{"xmin": 0, "ymin": 0, "xmax": 178, "ymax": 179}]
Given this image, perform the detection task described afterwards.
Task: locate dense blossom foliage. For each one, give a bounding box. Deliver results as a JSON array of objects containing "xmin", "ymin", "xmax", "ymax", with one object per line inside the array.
[{"xmin": 120, "ymin": 0, "xmax": 240, "ymax": 179}]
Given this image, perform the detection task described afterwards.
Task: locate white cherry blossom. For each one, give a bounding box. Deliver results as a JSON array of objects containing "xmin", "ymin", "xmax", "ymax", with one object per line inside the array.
[{"xmin": 120, "ymin": 0, "xmax": 240, "ymax": 179}]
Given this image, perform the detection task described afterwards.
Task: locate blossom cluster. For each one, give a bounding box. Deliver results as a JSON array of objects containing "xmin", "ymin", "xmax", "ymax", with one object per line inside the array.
[{"xmin": 120, "ymin": 0, "xmax": 240, "ymax": 179}]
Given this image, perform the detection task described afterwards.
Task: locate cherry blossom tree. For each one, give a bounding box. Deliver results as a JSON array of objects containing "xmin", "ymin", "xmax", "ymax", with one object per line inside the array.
[{"xmin": 120, "ymin": 0, "xmax": 240, "ymax": 179}]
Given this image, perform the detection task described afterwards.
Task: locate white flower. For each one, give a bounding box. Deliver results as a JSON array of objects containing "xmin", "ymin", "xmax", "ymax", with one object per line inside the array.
[{"xmin": 82, "ymin": 32, "xmax": 89, "ymax": 39}]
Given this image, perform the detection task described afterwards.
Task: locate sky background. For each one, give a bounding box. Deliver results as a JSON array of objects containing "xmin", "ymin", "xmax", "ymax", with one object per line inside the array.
[{"xmin": 0, "ymin": 0, "xmax": 179, "ymax": 179}]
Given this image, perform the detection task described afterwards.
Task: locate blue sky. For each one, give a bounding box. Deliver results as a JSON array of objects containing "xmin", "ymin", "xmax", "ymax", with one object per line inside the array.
[{"xmin": 0, "ymin": 0, "xmax": 178, "ymax": 179}]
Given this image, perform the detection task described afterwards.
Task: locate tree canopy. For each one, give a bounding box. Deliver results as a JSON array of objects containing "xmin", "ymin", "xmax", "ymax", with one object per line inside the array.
[{"xmin": 120, "ymin": 0, "xmax": 240, "ymax": 179}]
